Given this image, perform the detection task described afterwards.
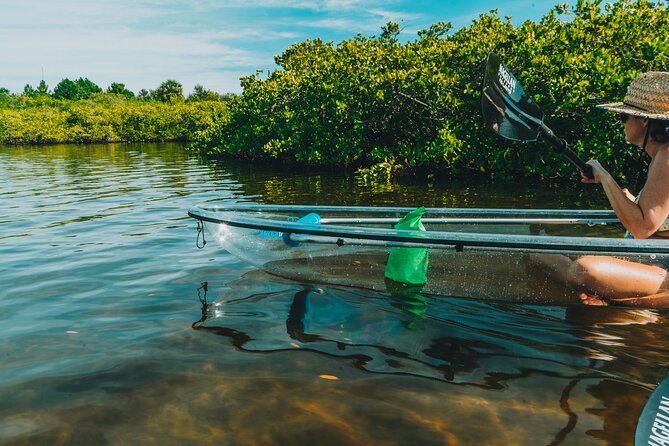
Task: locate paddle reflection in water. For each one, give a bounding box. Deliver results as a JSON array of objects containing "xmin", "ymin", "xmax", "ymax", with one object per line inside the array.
[{"xmin": 191, "ymin": 271, "xmax": 669, "ymax": 445}]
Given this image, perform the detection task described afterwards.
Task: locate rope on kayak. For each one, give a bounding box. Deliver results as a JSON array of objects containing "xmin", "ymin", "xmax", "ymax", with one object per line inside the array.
[
  {"xmin": 196, "ymin": 220, "xmax": 207, "ymax": 249},
  {"xmin": 192, "ymin": 281, "xmax": 209, "ymax": 329}
]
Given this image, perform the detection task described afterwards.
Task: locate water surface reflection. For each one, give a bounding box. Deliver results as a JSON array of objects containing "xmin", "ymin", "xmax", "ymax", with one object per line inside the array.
[
  {"xmin": 194, "ymin": 271, "xmax": 669, "ymax": 445},
  {"xmin": 1, "ymin": 143, "xmax": 667, "ymax": 445}
]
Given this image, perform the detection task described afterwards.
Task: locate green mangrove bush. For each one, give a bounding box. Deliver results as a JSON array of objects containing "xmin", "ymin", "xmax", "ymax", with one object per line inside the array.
[
  {"xmin": 0, "ymin": 94, "xmax": 228, "ymax": 144},
  {"xmin": 192, "ymin": 0, "xmax": 669, "ymax": 183}
]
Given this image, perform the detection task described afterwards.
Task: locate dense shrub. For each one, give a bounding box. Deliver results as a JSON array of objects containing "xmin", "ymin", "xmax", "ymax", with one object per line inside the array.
[
  {"xmin": 0, "ymin": 94, "xmax": 227, "ymax": 144},
  {"xmin": 192, "ymin": 0, "xmax": 669, "ymax": 183}
]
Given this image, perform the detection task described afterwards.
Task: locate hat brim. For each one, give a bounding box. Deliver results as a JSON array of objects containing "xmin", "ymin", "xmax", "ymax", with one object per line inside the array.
[{"xmin": 597, "ymin": 102, "xmax": 669, "ymax": 121}]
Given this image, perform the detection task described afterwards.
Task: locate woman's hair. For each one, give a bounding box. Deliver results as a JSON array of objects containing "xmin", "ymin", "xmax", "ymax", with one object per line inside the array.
[{"xmin": 649, "ymin": 119, "xmax": 669, "ymax": 143}]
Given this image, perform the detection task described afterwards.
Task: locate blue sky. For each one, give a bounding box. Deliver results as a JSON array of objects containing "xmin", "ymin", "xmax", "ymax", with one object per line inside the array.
[{"xmin": 1, "ymin": 0, "xmax": 563, "ymax": 95}]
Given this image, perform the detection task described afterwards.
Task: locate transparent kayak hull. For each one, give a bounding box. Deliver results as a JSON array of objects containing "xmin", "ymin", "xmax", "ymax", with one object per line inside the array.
[{"xmin": 189, "ymin": 203, "xmax": 669, "ymax": 305}]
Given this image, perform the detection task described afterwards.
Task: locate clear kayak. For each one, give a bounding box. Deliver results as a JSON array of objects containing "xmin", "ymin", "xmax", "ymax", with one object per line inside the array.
[{"xmin": 188, "ymin": 203, "xmax": 669, "ymax": 305}]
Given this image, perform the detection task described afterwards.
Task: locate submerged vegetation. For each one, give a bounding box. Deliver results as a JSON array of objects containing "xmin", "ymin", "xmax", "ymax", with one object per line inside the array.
[
  {"xmin": 192, "ymin": 0, "xmax": 669, "ymax": 183},
  {"xmin": 0, "ymin": 79, "xmax": 229, "ymax": 145}
]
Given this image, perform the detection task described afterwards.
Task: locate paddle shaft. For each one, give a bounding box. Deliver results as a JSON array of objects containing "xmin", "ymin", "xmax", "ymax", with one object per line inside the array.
[
  {"xmin": 482, "ymin": 53, "xmax": 594, "ymax": 179},
  {"xmin": 540, "ymin": 123, "xmax": 594, "ymax": 179}
]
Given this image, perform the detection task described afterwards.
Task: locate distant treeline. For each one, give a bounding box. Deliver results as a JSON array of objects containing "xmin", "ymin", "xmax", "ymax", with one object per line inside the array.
[
  {"xmin": 191, "ymin": 0, "xmax": 669, "ymax": 183},
  {"xmin": 4, "ymin": 77, "xmax": 234, "ymax": 103},
  {"xmin": 0, "ymin": 78, "xmax": 231, "ymax": 145}
]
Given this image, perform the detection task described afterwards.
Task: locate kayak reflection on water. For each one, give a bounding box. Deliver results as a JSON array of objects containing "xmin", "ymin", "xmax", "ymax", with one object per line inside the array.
[{"xmin": 191, "ymin": 274, "xmax": 667, "ymax": 445}]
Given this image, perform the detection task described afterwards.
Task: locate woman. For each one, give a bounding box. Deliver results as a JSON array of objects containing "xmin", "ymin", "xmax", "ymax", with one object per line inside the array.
[{"xmin": 540, "ymin": 71, "xmax": 669, "ymax": 307}]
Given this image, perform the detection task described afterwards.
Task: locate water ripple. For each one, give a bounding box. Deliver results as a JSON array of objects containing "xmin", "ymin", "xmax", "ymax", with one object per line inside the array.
[{"xmin": 1, "ymin": 142, "xmax": 667, "ymax": 445}]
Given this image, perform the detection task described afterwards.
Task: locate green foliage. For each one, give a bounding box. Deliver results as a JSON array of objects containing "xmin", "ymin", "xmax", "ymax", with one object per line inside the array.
[
  {"xmin": 188, "ymin": 84, "xmax": 221, "ymax": 102},
  {"xmin": 151, "ymin": 79, "xmax": 184, "ymax": 103},
  {"xmin": 36, "ymin": 80, "xmax": 50, "ymax": 96},
  {"xmin": 53, "ymin": 78, "xmax": 102, "ymax": 100},
  {"xmin": 107, "ymin": 82, "xmax": 135, "ymax": 99},
  {"xmin": 0, "ymin": 94, "xmax": 228, "ymax": 145},
  {"xmin": 53, "ymin": 79, "xmax": 77, "ymax": 99},
  {"xmin": 0, "ymin": 88, "xmax": 11, "ymax": 109},
  {"xmin": 0, "ymin": 75, "xmax": 228, "ymax": 145},
  {"xmin": 193, "ymin": 0, "xmax": 669, "ymax": 183},
  {"xmin": 23, "ymin": 84, "xmax": 36, "ymax": 98}
]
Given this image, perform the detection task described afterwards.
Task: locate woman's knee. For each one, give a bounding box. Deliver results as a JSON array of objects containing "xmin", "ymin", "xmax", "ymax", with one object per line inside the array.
[
  {"xmin": 567, "ymin": 256, "xmax": 606, "ymax": 289},
  {"xmin": 567, "ymin": 256, "xmax": 667, "ymax": 296}
]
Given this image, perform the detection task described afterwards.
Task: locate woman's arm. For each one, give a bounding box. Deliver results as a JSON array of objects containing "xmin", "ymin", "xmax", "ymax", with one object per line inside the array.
[
  {"xmin": 583, "ymin": 153, "xmax": 669, "ymax": 239},
  {"xmin": 635, "ymin": 150, "xmax": 669, "ymax": 237}
]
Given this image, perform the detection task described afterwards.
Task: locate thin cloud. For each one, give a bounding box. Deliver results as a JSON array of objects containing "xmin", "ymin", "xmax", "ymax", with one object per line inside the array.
[
  {"xmin": 0, "ymin": 25, "xmax": 261, "ymax": 94},
  {"xmin": 185, "ymin": 0, "xmax": 395, "ymax": 12},
  {"xmin": 297, "ymin": 17, "xmax": 380, "ymax": 33},
  {"xmin": 210, "ymin": 29, "xmax": 302, "ymax": 42},
  {"xmin": 367, "ymin": 8, "xmax": 422, "ymax": 23}
]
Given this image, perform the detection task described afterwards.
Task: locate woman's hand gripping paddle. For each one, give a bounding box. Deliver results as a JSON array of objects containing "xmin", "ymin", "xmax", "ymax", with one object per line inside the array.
[{"xmin": 481, "ymin": 53, "xmax": 594, "ymax": 179}]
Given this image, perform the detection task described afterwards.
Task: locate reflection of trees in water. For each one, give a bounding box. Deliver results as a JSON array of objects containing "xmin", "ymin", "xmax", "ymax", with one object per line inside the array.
[
  {"xmin": 211, "ymin": 158, "xmax": 581, "ymax": 208},
  {"xmin": 6, "ymin": 142, "xmax": 192, "ymax": 163},
  {"xmin": 3, "ymin": 142, "xmax": 222, "ymax": 193},
  {"xmin": 3, "ymin": 141, "xmax": 615, "ymax": 214},
  {"xmin": 2, "ymin": 140, "xmax": 605, "ymax": 210}
]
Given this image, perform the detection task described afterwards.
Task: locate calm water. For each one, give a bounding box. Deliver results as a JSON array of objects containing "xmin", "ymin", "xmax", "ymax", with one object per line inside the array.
[{"xmin": 2, "ymin": 143, "xmax": 669, "ymax": 445}]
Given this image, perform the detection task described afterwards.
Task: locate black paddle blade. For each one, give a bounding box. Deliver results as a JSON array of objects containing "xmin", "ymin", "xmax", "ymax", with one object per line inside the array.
[
  {"xmin": 481, "ymin": 53, "xmax": 594, "ymax": 178},
  {"xmin": 482, "ymin": 53, "xmax": 544, "ymax": 142}
]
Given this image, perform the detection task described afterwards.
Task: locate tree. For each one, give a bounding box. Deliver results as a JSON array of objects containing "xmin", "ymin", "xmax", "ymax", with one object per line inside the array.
[
  {"xmin": 137, "ymin": 89, "xmax": 151, "ymax": 101},
  {"xmin": 220, "ymin": 93, "xmax": 238, "ymax": 102},
  {"xmin": 187, "ymin": 84, "xmax": 221, "ymax": 102},
  {"xmin": 36, "ymin": 80, "xmax": 50, "ymax": 96},
  {"xmin": 107, "ymin": 82, "xmax": 135, "ymax": 99},
  {"xmin": 22, "ymin": 84, "xmax": 36, "ymax": 97},
  {"xmin": 53, "ymin": 77, "xmax": 102, "ymax": 100},
  {"xmin": 0, "ymin": 88, "xmax": 13, "ymax": 108},
  {"xmin": 0, "ymin": 87, "xmax": 11, "ymax": 105},
  {"xmin": 73, "ymin": 78, "xmax": 102, "ymax": 98},
  {"xmin": 53, "ymin": 79, "xmax": 78, "ymax": 99},
  {"xmin": 151, "ymin": 79, "xmax": 184, "ymax": 103}
]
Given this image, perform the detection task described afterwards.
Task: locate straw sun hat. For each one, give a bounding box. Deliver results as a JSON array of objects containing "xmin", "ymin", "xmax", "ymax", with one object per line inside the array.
[{"xmin": 597, "ymin": 71, "xmax": 669, "ymax": 121}]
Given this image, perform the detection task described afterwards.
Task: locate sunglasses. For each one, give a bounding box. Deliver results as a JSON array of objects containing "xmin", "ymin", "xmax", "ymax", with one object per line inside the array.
[{"xmin": 619, "ymin": 113, "xmax": 630, "ymax": 123}]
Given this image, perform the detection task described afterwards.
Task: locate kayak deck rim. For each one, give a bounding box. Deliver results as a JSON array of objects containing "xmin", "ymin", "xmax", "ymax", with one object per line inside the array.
[{"xmin": 187, "ymin": 203, "xmax": 669, "ymax": 256}]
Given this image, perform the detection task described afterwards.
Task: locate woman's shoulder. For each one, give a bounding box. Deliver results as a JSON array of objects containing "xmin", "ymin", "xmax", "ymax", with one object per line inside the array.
[
  {"xmin": 644, "ymin": 151, "xmax": 669, "ymax": 192},
  {"xmin": 650, "ymin": 145, "xmax": 669, "ymax": 169},
  {"xmin": 655, "ymin": 143, "xmax": 669, "ymax": 157}
]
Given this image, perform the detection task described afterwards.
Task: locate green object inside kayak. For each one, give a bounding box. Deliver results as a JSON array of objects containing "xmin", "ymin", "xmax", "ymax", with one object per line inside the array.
[{"xmin": 384, "ymin": 207, "xmax": 430, "ymax": 285}]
